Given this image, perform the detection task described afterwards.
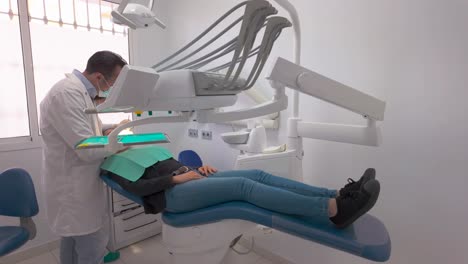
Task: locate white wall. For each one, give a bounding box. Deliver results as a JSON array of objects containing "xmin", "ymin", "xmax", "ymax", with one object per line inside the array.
[
  {"xmin": 133, "ymin": 0, "xmax": 468, "ymax": 263},
  {"xmin": 296, "ymin": 1, "xmax": 468, "ymax": 263}
]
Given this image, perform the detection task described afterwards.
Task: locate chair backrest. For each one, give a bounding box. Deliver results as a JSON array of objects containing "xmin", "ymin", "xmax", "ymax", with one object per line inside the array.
[
  {"xmin": 0, "ymin": 168, "xmax": 39, "ymax": 217},
  {"xmin": 178, "ymin": 150, "xmax": 203, "ymax": 167}
]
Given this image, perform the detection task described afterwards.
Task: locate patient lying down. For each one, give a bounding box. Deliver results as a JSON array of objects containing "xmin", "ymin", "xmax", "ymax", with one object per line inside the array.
[{"xmin": 101, "ymin": 146, "xmax": 380, "ymax": 229}]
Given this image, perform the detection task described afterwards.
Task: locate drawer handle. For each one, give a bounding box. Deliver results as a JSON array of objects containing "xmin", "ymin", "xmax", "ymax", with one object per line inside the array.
[
  {"xmin": 118, "ymin": 205, "xmax": 142, "ymax": 215},
  {"xmin": 122, "ymin": 211, "xmax": 145, "ymax": 221},
  {"xmin": 124, "ymin": 220, "xmax": 158, "ymax": 232},
  {"xmin": 121, "ymin": 202, "xmax": 136, "ymax": 207}
]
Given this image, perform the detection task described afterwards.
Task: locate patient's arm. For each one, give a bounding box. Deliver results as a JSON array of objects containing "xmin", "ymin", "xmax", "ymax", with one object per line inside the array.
[
  {"xmin": 108, "ymin": 171, "xmax": 175, "ymax": 197},
  {"xmin": 172, "ymin": 171, "xmax": 205, "ymax": 184}
]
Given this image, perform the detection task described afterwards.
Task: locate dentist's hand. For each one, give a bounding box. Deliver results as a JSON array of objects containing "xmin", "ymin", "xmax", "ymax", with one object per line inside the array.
[
  {"xmin": 119, "ymin": 119, "xmax": 131, "ymax": 126},
  {"xmin": 198, "ymin": 165, "xmax": 218, "ymax": 176},
  {"xmin": 103, "ymin": 128, "xmax": 114, "ymax": 136},
  {"xmin": 104, "ymin": 119, "xmax": 132, "ymax": 136},
  {"xmin": 172, "ymin": 171, "xmax": 205, "ymax": 184},
  {"xmin": 116, "ymin": 147, "xmax": 130, "ymax": 154}
]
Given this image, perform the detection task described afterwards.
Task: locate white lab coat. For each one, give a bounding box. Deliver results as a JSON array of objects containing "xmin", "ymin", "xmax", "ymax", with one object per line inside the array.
[{"xmin": 40, "ymin": 73, "xmax": 112, "ymax": 236}]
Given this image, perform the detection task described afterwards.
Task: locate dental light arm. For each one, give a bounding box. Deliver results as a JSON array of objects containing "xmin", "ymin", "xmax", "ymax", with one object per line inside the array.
[
  {"xmin": 268, "ymin": 57, "xmax": 386, "ymax": 146},
  {"xmin": 105, "ymin": 112, "xmax": 192, "ymax": 153},
  {"xmin": 197, "ymin": 81, "xmax": 288, "ymax": 123}
]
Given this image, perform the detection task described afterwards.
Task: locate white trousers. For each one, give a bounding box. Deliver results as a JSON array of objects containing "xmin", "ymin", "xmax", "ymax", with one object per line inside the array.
[{"xmin": 60, "ymin": 228, "xmax": 109, "ymax": 264}]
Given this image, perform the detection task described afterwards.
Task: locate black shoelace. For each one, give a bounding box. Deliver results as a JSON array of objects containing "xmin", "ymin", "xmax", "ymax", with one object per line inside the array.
[{"xmin": 345, "ymin": 178, "xmax": 357, "ymax": 188}]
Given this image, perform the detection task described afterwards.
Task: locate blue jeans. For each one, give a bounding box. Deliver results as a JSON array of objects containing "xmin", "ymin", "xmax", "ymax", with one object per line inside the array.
[{"xmin": 165, "ymin": 169, "xmax": 337, "ymax": 218}]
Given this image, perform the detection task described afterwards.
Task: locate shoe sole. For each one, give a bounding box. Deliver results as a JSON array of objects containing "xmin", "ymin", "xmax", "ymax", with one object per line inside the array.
[{"xmin": 336, "ymin": 179, "xmax": 380, "ymax": 229}]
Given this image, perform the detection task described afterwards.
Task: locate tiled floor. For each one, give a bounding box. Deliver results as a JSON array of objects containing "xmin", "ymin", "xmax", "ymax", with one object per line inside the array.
[{"xmin": 17, "ymin": 234, "xmax": 279, "ymax": 264}]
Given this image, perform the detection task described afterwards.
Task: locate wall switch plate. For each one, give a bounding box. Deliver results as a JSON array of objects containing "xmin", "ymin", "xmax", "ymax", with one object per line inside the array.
[
  {"xmin": 188, "ymin": 128, "xmax": 198, "ymax": 138},
  {"xmin": 201, "ymin": 130, "xmax": 212, "ymax": 140}
]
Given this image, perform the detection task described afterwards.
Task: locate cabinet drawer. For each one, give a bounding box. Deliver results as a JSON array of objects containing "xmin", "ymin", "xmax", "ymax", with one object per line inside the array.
[
  {"xmin": 113, "ymin": 198, "xmax": 140, "ymax": 213},
  {"xmin": 114, "ymin": 208, "xmax": 161, "ymax": 243}
]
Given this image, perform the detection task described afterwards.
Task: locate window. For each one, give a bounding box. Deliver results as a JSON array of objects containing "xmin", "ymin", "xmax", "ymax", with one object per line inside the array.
[
  {"xmin": 0, "ymin": 1, "xmax": 29, "ymax": 139},
  {"xmin": 0, "ymin": 0, "xmax": 129, "ymax": 146},
  {"xmin": 28, "ymin": 0, "xmax": 129, "ymax": 126}
]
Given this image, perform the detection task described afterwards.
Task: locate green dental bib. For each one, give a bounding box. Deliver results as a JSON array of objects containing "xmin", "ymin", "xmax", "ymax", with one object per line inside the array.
[{"xmin": 101, "ymin": 145, "xmax": 173, "ymax": 182}]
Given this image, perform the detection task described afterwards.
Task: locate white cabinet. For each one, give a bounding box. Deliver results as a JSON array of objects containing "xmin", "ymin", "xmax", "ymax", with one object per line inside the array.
[{"xmin": 107, "ymin": 188, "xmax": 162, "ymax": 251}]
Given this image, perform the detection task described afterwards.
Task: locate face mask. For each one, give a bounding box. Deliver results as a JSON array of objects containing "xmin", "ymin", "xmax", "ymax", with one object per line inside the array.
[
  {"xmin": 99, "ymin": 89, "xmax": 110, "ymax": 98},
  {"xmin": 97, "ymin": 77, "xmax": 113, "ymax": 98}
]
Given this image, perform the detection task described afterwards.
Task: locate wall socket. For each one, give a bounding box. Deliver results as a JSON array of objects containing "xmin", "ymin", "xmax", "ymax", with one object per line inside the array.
[
  {"xmin": 188, "ymin": 128, "xmax": 198, "ymax": 138},
  {"xmin": 201, "ymin": 130, "xmax": 212, "ymax": 140}
]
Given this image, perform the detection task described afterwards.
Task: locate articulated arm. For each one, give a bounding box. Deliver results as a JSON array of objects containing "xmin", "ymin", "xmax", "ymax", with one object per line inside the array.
[
  {"xmin": 268, "ymin": 57, "xmax": 386, "ymax": 121},
  {"xmin": 268, "ymin": 57, "xmax": 387, "ymax": 146},
  {"xmin": 197, "ymin": 81, "xmax": 288, "ymax": 123}
]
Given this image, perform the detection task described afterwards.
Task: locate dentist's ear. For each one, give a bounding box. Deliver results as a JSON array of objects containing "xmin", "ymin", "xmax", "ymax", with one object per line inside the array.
[{"xmin": 97, "ymin": 73, "xmax": 104, "ymax": 81}]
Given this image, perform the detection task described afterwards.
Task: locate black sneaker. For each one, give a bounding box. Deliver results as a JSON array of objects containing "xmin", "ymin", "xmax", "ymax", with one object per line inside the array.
[
  {"xmin": 338, "ymin": 168, "xmax": 376, "ymax": 197},
  {"xmin": 330, "ymin": 179, "xmax": 380, "ymax": 229}
]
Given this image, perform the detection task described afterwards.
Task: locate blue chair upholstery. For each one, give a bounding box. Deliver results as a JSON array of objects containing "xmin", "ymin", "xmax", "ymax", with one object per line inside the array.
[
  {"xmin": 0, "ymin": 168, "xmax": 39, "ymax": 256},
  {"xmin": 162, "ymin": 202, "xmax": 391, "ymax": 262},
  {"xmin": 178, "ymin": 150, "xmax": 203, "ymax": 167}
]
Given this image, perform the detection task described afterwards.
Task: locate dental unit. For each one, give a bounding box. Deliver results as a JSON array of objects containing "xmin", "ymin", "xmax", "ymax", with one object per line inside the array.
[{"xmin": 83, "ymin": 0, "xmax": 391, "ymax": 262}]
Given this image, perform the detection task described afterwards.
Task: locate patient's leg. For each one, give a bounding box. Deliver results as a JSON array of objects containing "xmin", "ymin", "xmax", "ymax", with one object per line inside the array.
[
  {"xmin": 208, "ymin": 169, "xmax": 337, "ymax": 198},
  {"xmin": 165, "ymin": 177, "xmax": 331, "ymax": 218},
  {"xmin": 165, "ymin": 176, "xmax": 380, "ymax": 228}
]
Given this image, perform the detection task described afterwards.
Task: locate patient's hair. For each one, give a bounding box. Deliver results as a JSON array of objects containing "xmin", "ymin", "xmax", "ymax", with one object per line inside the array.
[{"xmin": 85, "ymin": 51, "xmax": 127, "ymax": 79}]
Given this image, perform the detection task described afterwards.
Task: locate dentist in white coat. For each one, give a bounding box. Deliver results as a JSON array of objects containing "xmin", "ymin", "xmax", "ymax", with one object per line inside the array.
[{"xmin": 40, "ymin": 51, "xmax": 127, "ymax": 264}]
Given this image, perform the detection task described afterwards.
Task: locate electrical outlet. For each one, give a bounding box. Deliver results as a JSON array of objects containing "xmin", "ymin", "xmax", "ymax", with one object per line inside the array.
[
  {"xmin": 201, "ymin": 130, "xmax": 212, "ymax": 140},
  {"xmin": 188, "ymin": 129, "xmax": 198, "ymax": 138}
]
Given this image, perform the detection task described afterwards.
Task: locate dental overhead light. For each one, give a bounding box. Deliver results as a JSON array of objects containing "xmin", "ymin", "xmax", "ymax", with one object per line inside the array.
[{"xmin": 111, "ymin": 0, "xmax": 166, "ymax": 30}]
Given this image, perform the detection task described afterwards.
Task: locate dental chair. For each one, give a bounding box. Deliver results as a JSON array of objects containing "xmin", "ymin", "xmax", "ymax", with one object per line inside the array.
[
  {"xmin": 0, "ymin": 168, "xmax": 39, "ymax": 257},
  {"xmin": 101, "ymin": 151, "xmax": 391, "ymax": 263},
  {"xmin": 97, "ymin": 0, "xmax": 390, "ymax": 261}
]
